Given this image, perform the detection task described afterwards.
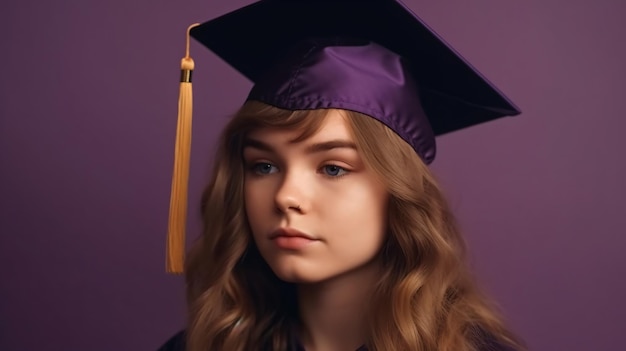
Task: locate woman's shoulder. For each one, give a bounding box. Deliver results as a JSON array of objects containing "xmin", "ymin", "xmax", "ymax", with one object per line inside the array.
[{"xmin": 157, "ymin": 330, "xmax": 186, "ymax": 351}]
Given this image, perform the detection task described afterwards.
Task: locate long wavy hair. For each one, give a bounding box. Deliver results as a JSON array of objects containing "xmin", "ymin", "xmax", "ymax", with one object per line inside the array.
[{"xmin": 184, "ymin": 101, "xmax": 523, "ymax": 351}]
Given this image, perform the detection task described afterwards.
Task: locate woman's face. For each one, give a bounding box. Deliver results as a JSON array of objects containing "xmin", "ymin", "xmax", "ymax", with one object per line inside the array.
[{"xmin": 243, "ymin": 110, "xmax": 388, "ymax": 284}]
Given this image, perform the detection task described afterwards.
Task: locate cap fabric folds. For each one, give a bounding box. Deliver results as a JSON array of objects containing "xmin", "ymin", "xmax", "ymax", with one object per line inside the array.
[{"xmin": 190, "ymin": 0, "xmax": 521, "ymax": 162}]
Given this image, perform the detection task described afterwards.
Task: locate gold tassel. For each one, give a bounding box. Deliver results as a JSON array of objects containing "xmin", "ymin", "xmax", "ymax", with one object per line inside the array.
[{"xmin": 167, "ymin": 23, "xmax": 200, "ymax": 274}]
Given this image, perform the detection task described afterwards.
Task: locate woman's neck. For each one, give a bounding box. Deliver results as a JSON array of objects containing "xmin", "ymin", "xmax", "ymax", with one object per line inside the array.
[{"xmin": 296, "ymin": 258, "xmax": 381, "ymax": 351}]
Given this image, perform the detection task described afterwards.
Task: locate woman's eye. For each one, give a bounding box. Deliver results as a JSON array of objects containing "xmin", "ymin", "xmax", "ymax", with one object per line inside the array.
[
  {"xmin": 252, "ymin": 163, "xmax": 278, "ymax": 175},
  {"xmin": 322, "ymin": 165, "xmax": 348, "ymax": 177}
]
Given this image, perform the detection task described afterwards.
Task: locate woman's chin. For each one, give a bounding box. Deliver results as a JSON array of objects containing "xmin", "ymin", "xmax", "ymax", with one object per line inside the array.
[{"xmin": 267, "ymin": 260, "xmax": 330, "ymax": 284}]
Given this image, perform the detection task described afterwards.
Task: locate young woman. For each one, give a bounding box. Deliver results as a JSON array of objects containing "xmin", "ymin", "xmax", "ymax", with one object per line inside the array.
[{"xmin": 160, "ymin": 1, "xmax": 523, "ymax": 350}]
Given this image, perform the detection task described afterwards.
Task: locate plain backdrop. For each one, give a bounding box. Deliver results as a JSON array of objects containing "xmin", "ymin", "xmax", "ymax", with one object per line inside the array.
[{"xmin": 1, "ymin": 0, "xmax": 624, "ymax": 350}]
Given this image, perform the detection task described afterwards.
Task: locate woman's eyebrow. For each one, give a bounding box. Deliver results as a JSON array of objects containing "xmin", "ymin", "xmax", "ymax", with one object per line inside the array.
[
  {"xmin": 243, "ymin": 138, "xmax": 357, "ymax": 154},
  {"xmin": 305, "ymin": 140, "xmax": 357, "ymax": 153}
]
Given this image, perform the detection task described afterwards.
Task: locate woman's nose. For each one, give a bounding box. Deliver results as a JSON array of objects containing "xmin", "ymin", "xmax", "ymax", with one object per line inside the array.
[{"xmin": 274, "ymin": 171, "xmax": 309, "ymax": 214}]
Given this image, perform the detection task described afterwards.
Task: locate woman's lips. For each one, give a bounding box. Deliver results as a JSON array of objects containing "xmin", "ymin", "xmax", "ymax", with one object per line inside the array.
[{"xmin": 270, "ymin": 228, "xmax": 318, "ymax": 250}]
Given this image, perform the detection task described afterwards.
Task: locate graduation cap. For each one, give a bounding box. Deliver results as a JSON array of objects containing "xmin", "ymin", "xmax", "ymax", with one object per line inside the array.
[{"xmin": 166, "ymin": 0, "xmax": 521, "ymax": 273}]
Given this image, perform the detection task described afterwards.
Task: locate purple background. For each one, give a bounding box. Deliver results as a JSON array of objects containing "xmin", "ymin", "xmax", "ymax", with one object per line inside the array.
[{"xmin": 1, "ymin": 0, "xmax": 624, "ymax": 350}]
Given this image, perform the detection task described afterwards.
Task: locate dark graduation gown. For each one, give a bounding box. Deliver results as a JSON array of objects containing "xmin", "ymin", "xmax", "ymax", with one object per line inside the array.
[
  {"xmin": 157, "ymin": 330, "xmax": 366, "ymax": 351},
  {"xmin": 157, "ymin": 329, "xmax": 516, "ymax": 351}
]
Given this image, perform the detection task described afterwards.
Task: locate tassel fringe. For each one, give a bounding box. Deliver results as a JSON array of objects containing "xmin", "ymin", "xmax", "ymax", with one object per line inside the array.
[{"xmin": 166, "ymin": 23, "xmax": 200, "ymax": 274}]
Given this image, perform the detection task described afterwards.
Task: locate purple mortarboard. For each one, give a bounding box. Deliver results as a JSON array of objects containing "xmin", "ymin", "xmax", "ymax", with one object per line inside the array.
[{"xmin": 166, "ymin": 0, "xmax": 521, "ymax": 273}]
